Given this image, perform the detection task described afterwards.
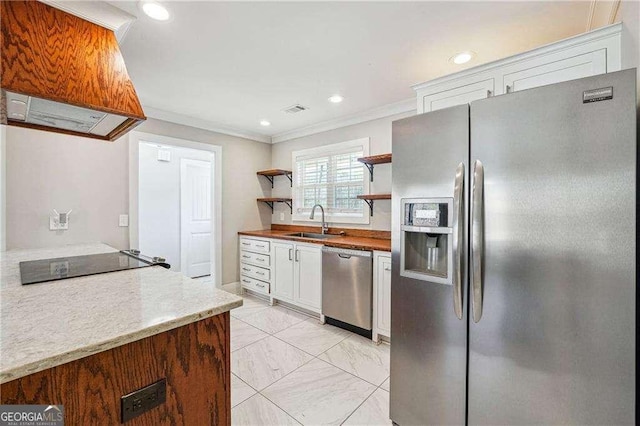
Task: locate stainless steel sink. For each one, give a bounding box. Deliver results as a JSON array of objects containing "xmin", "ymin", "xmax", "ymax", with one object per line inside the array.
[{"xmin": 285, "ymin": 232, "xmax": 340, "ymax": 240}]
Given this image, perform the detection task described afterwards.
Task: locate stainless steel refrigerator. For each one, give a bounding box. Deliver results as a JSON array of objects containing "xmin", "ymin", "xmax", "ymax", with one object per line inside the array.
[{"xmin": 390, "ymin": 69, "xmax": 636, "ymax": 425}]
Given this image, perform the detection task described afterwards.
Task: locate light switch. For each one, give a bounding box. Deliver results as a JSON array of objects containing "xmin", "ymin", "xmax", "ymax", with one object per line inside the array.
[
  {"xmin": 279, "ymin": 212, "xmax": 285, "ymax": 221},
  {"xmin": 50, "ymin": 209, "xmax": 71, "ymax": 230},
  {"xmin": 119, "ymin": 214, "xmax": 129, "ymax": 227}
]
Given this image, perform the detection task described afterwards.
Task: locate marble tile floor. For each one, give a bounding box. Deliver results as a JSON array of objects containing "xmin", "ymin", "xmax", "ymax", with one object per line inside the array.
[{"xmin": 229, "ymin": 293, "xmax": 392, "ymax": 426}]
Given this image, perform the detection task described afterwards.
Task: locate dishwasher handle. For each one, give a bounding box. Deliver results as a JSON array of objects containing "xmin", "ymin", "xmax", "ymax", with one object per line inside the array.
[{"xmin": 338, "ymin": 254, "xmax": 352, "ymax": 259}]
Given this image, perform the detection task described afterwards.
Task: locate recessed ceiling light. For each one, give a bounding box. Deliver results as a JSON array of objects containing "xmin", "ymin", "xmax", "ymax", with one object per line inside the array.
[
  {"xmin": 328, "ymin": 95, "xmax": 344, "ymax": 103},
  {"xmin": 141, "ymin": 1, "xmax": 170, "ymax": 21},
  {"xmin": 260, "ymin": 120, "xmax": 271, "ymax": 126},
  {"xmin": 450, "ymin": 51, "xmax": 475, "ymax": 65}
]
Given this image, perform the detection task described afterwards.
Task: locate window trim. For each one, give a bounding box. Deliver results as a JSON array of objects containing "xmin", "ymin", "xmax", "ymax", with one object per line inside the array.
[{"xmin": 291, "ymin": 137, "xmax": 370, "ymax": 224}]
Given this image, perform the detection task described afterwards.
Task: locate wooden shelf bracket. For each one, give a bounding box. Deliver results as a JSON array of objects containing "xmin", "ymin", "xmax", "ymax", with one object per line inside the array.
[
  {"xmin": 357, "ymin": 154, "xmax": 391, "ymax": 182},
  {"xmin": 257, "ymin": 170, "xmax": 293, "ymax": 188},
  {"xmin": 258, "ymin": 198, "xmax": 293, "ymax": 214},
  {"xmin": 362, "ymin": 198, "xmax": 375, "ymax": 216},
  {"xmin": 363, "ymin": 163, "xmax": 375, "ymax": 182},
  {"xmin": 356, "ymin": 194, "xmax": 391, "ymax": 217}
]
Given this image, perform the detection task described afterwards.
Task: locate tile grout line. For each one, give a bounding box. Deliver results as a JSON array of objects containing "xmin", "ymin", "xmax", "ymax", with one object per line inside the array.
[
  {"xmin": 232, "ymin": 297, "xmax": 312, "ymax": 423},
  {"xmin": 314, "ymin": 334, "xmax": 391, "ymax": 388},
  {"xmin": 236, "ymin": 296, "xmax": 388, "ymax": 389},
  {"xmin": 339, "ymin": 382, "xmax": 382, "ymax": 426},
  {"xmin": 232, "ymin": 393, "xmax": 303, "ymax": 425},
  {"xmin": 233, "ymin": 295, "xmax": 390, "ymax": 425}
]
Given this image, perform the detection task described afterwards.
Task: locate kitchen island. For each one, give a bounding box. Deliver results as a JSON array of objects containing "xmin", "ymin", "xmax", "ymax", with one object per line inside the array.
[{"xmin": 0, "ymin": 243, "xmax": 242, "ymax": 424}]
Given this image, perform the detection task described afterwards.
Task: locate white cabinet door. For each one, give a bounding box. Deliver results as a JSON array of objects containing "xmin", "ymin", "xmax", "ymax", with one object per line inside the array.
[
  {"xmin": 294, "ymin": 244, "xmax": 322, "ymax": 312},
  {"xmin": 504, "ymin": 49, "xmax": 607, "ymax": 93},
  {"xmin": 374, "ymin": 254, "xmax": 392, "ymax": 338},
  {"xmin": 180, "ymin": 159, "xmax": 212, "ymax": 277},
  {"xmin": 272, "ymin": 242, "xmax": 295, "ymax": 301},
  {"xmin": 422, "ymin": 79, "xmax": 494, "ymax": 112}
]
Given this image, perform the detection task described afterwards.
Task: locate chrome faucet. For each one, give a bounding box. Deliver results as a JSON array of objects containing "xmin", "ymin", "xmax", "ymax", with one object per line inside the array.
[{"xmin": 310, "ymin": 204, "xmax": 329, "ymax": 234}]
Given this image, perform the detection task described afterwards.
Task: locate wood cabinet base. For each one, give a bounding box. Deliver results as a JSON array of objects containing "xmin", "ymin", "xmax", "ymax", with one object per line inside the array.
[{"xmin": 1, "ymin": 313, "xmax": 231, "ymax": 425}]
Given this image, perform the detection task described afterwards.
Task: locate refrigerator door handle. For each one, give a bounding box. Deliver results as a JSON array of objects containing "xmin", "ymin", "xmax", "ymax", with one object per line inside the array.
[
  {"xmin": 471, "ymin": 160, "xmax": 484, "ymax": 323},
  {"xmin": 452, "ymin": 162, "xmax": 465, "ymax": 320}
]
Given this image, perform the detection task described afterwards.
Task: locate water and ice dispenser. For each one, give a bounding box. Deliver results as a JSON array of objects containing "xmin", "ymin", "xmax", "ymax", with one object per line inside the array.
[{"xmin": 400, "ymin": 198, "xmax": 453, "ymax": 285}]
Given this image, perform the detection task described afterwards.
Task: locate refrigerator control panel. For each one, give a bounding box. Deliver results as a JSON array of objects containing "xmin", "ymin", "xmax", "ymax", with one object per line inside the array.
[
  {"xmin": 404, "ymin": 201, "xmax": 449, "ymax": 227},
  {"xmin": 400, "ymin": 198, "xmax": 453, "ymax": 285}
]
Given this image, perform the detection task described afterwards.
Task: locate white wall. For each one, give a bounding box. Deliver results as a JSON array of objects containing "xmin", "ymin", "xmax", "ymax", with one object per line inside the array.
[
  {"xmin": 138, "ymin": 143, "xmax": 213, "ymax": 271},
  {"xmin": 271, "ymin": 111, "xmax": 413, "ymax": 231},
  {"xmin": 5, "ymin": 118, "xmax": 271, "ymax": 285},
  {"xmin": 135, "ymin": 118, "xmax": 272, "ymax": 284},
  {"xmin": 6, "ymin": 126, "xmax": 129, "ymax": 249},
  {"xmin": 617, "ymin": 0, "xmax": 640, "ymax": 103}
]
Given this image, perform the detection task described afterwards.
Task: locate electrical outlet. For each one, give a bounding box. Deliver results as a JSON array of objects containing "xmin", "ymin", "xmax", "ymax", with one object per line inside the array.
[
  {"xmin": 121, "ymin": 379, "xmax": 166, "ymax": 423},
  {"xmin": 119, "ymin": 214, "xmax": 129, "ymax": 227},
  {"xmin": 49, "ymin": 217, "xmax": 68, "ymax": 231},
  {"xmin": 279, "ymin": 212, "xmax": 285, "ymax": 221}
]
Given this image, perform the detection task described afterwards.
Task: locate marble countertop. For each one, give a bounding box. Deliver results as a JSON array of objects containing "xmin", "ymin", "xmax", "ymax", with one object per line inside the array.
[{"xmin": 0, "ymin": 243, "xmax": 243, "ymax": 384}]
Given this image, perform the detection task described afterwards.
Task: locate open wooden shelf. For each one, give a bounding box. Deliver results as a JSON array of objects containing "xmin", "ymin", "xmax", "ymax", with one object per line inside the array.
[
  {"xmin": 356, "ymin": 193, "xmax": 391, "ymax": 216},
  {"xmin": 357, "ymin": 194, "xmax": 391, "ymax": 200},
  {"xmin": 257, "ymin": 197, "xmax": 293, "ymax": 213},
  {"xmin": 357, "ymin": 154, "xmax": 392, "ymax": 165},
  {"xmin": 357, "ymin": 154, "xmax": 391, "ymax": 182},
  {"xmin": 257, "ymin": 169, "xmax": 292, "ymax": 188}
]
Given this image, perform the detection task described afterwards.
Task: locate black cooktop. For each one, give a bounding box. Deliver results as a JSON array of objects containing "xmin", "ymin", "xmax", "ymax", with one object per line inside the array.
[{"xmin": 19, "ymin": 250, "xmax": 170, "ymax": 285}]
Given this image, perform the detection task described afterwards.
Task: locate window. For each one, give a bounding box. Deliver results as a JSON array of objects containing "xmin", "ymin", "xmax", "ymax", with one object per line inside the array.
[{"xmin": 292, "ymin": 138, "xmax": 369, "ymax": 224}]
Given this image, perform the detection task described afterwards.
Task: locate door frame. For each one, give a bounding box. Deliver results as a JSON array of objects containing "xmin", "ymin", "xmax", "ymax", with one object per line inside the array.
[{"xmin": 128, "ymin": 131, "xmax": 223, "ymax": 288}]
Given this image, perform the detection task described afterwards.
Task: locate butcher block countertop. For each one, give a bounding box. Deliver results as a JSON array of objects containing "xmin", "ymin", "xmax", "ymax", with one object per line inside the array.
[
  {"xmin": 239, "ymin": 225, "xmax": 391, "ymax": 252},
  {"xmin": 0, "ymin": 243, "xmax": 242, "ymax": 384}
]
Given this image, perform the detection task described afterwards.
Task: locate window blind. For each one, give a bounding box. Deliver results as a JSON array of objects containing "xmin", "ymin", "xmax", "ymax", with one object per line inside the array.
[{"xmin": 292, "ymin": 139, "xmax": 369, "ymax": 222}]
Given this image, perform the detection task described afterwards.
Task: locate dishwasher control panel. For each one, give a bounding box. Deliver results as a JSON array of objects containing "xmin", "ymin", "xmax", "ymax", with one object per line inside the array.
[{"xmin": 321, "ymin": 247, "xmax": 372, "ymax": 257}]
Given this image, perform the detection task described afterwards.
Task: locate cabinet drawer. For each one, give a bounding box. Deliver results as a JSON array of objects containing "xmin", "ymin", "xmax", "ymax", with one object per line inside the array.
[
  {"xmin": 240, "ymin": 250, "xmax": 270, "ymax": 267},
  {"xmin": 239, "ymin": 237, "xmax": 270, "ymax": 254},
  {"xmin": 240, "ymin": 276, "xmax": 270, "ymax": 295},
  {"xmin": 240, "ymin": 263, "xmax": 271, "ymax": 281}
]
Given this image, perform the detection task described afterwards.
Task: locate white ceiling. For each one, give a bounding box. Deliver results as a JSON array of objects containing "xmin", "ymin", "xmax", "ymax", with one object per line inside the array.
[{"xmin": 109, "ymin": 1, "xmax": 594, "ymax": 141}]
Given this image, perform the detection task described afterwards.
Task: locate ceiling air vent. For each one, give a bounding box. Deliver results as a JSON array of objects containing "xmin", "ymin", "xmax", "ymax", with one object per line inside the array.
[{"xmin": 283, "ymin": 104, "xmax": 309, "ymax": 114}]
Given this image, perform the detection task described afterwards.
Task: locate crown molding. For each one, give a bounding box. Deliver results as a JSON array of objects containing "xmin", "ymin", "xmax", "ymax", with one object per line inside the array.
[
  {"xmin": 39, "ymin": 1, "xmax": 136, "ymax": 42},
  {"xmin": 587, "ymin": 0, "xmax": 622, "ymax": 31},
  {"xmin": 413, "ymin": 22, "xmax": 622, "ymax": 92},
  {"xmin": 271, "ymin": 97, "xmax": 416, "ymax": 144},
  {"xmin": 142, "ymin": 106, "xmax": 272, "ymax": 144}
]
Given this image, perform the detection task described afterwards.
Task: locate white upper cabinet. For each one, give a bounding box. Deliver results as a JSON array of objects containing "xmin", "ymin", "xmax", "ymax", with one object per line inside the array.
[
  {"xmin": 414, "ymin": 23, "xmax": 623, "ymax": 113},
  {"xmin": 503, "ymin": 49, "xmax": 607, "ymax": 93},
  {"xmin": 423, "ymin": 79, "xmax": 494, "ymax": 112}
]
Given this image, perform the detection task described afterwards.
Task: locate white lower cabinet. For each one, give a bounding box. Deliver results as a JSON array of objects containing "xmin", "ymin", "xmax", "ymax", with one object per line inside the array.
[
  {"xmin": 294, "ymin": 244, "xmax": 322, "ymax": 312},
  {"xmin": 373, "ymin": 251, "xmax": 392, "ymax": 342},
  {"xmin": 272, "ymin": 241, "xmax": 295, "ymax": 301},
  {"xmin": 239, "ymin": 237, "xmax": 272, "ymax": 296},
  {"xmin": 271, "ymin": 240, "xmax": 322, "ymax": 313}
]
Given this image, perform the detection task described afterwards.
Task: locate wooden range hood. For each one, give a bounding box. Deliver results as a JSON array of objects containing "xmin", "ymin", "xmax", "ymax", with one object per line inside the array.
[{"xmin": 0, "ymin": 1, "xmax": 145, "ymax": 141}]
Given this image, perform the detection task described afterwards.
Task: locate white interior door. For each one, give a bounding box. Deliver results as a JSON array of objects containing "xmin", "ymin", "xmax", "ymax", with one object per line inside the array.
[{"xmin": 180, "ymin": 159, "xmax": 212, "ymax": 278}]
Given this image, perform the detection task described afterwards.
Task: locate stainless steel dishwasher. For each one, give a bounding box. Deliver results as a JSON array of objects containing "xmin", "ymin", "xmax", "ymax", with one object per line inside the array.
[{"xmin": 322, "ymin": 246, "xmax": 373, "ymax": 335}]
